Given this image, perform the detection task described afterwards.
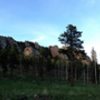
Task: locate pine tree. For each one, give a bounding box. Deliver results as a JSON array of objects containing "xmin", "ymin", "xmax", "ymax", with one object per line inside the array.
[
  {"xmin": 58, "ymin": 24, "xmax": 83, "ymax": 50},
  {"xmin": 58, "ymin": 24, "xmax": 84, "ymax": 85}
]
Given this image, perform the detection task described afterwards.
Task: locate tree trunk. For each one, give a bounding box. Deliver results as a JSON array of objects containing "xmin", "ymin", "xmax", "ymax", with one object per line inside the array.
[
  {"xmin": 74, "ymin": 66, "xmax": 77, "ymax": 81},
  {"xmin": 83, "ymin": 69, "xmax": 86, "ymax": 84},
  {"xmin": 94, "ymin": 62, "xmax": 97, "ymax": 84},
  {"xmin": 83, "ymin": 64, "xmax": 86, "ymax": 84},
  {"xmin": 86, "ymin": 65, "xmax": 89, "ymax": 84},
  {"xmin": 65, "ymin": 63, "xmax": 68, "ymax": 81},
  {"xmin": 70, "ymin": 61, "xmax": 74, "ymax": 86},
  {"xmin": 99, "ymin": 68, "xmax": 100, "ymax": 83}
]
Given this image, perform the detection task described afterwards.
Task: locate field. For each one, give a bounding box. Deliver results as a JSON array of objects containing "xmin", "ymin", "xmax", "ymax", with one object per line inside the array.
[{"xmin": 0, "ymin": 78, "xmax": 100, "ymax": 100}]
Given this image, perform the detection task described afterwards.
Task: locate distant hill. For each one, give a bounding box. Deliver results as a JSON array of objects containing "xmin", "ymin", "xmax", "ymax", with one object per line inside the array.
[
  {"xmin": 0, "ymin": 35, "xmax": 99, "ymax": 84},
  {"xmin": 0, "ymin": 35, "xmax": 90, "ymax": 61}
]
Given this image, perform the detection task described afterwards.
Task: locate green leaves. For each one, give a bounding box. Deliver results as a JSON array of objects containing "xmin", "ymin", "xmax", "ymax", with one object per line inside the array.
[{"xmin": 58, "ymin": 24, "xmax": 83, "ymax": 50}]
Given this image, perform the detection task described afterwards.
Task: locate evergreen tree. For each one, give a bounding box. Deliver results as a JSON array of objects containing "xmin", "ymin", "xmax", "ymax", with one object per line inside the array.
[
  {"xmin": 8, "ymin": 45, "xmax": 19, "ymax": 76},
  {"xmin": 58, "ymin": 24, "xmax": 83, "ymax": 50},
  {"xmin": 0, "ymin": 48, "xmax": 8, "ymax": 76},
  {"xmin": 58, "ymin": 24, "xmax": 84, "ymax": 85}
]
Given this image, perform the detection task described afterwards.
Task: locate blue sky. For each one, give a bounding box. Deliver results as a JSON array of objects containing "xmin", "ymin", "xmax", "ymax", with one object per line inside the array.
[{"xmin": 0, "ymin": 0, "xmax": 100, "ymax": 62}]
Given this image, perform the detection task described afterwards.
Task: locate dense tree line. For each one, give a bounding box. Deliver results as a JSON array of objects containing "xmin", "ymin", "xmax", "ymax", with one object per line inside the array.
[{"xmin": 0, "ymin": 25, "xmax": 100, "ymax": 85}]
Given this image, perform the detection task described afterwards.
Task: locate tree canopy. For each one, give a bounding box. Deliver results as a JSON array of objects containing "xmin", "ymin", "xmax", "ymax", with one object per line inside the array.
[{"xmin": 58, "ymin": 24, "xmax": 83, "ymax": 50}]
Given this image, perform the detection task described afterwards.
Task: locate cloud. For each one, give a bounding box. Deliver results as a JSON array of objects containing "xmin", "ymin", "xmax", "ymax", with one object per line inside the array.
[
  {"xmin": 32, "ymin": 35, "xmax": 46, "ymax": 42},
  {"xmin": 29, "ymin": 22, "xmax": 63, "ymax": 47},
  {"xmin": 28, "ymin": 22, "xmax": 61, "ymax": 45}
]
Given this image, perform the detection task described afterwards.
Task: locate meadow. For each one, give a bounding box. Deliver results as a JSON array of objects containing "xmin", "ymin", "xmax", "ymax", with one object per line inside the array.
[{"xmin": 0, "ymin": 78, "xmax": 100, "ymax": 100}]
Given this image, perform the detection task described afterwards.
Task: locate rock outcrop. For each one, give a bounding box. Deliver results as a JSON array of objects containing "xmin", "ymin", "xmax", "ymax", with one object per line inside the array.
[{"xmin": 0, "ymin": 35, "xmax": 90, "ymax": 62}]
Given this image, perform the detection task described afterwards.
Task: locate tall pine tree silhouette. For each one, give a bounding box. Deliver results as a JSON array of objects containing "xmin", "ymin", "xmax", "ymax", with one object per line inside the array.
[{"xmin": 58, "ymin": 24, "xmax": 83, "ymax": 50}]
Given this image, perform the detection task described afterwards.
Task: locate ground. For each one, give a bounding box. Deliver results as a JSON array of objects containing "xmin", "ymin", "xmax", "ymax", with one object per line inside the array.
[{"xmin": 0, "ymin": 78, "xmax": 100, "ymax": 100}]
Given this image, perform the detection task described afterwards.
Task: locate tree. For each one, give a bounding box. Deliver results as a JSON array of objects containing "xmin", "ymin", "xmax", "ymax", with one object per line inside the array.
[
  {"xmin": 91, "ymin": 48, "xmax": 97, "ymax": 84},
  {"xmin": 0, "ymin": 48, "xmax": 8, "ymax": 76},
  {"xmin": 58, "ymin": 24, "xmax": 84, "ymax": 85},
  {"xmin": 91, "ymin": 48, "xmax": 97, "ymax": 63},
  {"xmin": 8, "ymin": 45, "xmax": 19, "ymax": 76},
  {"xmin": 58, "ymin": 24, "xmax": 83, "ymax": 50}
]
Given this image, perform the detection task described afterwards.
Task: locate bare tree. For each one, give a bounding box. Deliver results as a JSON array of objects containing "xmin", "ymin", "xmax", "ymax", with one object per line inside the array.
[{"xmin": 91, "ymin": 48, "xmax": 97, "ymax": 84}]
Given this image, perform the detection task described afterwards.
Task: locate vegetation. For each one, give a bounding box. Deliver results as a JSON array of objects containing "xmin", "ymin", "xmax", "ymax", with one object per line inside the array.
[
  {"xmin": 0, "ymin": 78, "xmax": 100, "ymax": 100},
  {"xmin": 0, "ymin": 24, "xmax": 100, "ymax": 99},
  {"xmin": 58, "ymin": 24, "xmax": 83, "ymax": 49}
]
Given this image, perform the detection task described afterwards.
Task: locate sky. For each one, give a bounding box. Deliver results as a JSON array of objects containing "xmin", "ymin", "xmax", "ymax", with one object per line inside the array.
[{"xmin": 0, "ymin": 0, "xmax": 100, "ymax": 63}]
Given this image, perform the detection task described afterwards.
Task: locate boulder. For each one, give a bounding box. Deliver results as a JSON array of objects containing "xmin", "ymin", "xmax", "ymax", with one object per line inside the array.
[{"xmin": 49, "ymin": 46, "xmax": 59, "ymax": 58}]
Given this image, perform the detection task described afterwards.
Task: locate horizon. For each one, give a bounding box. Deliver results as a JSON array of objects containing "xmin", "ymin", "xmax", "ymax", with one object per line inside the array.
[{"xmin": 0, "ymin": 0, "xmax": 100, "ymax": 63}]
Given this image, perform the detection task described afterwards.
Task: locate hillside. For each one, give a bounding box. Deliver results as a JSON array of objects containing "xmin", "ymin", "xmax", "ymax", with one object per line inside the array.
[
  {"xmin": 0, "ymin": 35, "xmax": 99, "ymax": 84},
  {"xmin": 0, "ymin": 35, "xmax": 100, "ymax": 100}
]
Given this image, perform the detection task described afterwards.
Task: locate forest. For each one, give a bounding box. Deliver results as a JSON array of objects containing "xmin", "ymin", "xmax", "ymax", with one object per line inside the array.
[{"xmin": 0, "ymin": 24, "xmax": 100, "ymax": 99}]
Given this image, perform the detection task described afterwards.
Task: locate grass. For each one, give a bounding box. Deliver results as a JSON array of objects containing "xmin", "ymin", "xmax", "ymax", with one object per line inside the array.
[{"xmin": 0, "ymin": 78, "xmax": 100, "ymax": 99}]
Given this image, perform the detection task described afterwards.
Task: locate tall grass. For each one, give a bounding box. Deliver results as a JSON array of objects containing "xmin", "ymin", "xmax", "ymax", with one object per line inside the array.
[{"xmin": 0, "ymin": 78, "xmax": 100, "ymax": 100}]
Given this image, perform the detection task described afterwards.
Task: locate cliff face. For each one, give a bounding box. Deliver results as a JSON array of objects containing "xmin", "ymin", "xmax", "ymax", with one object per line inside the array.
[
  {"xmin": 0, "ymin": 35, "xmax": 42, "ymax": 56},
  {"xmin": 0, "ymin": 35, "xmax": 91, "ymax": 62},
  {"xmin": 0, "ymin": 35, "xmax": 93, "ymax": 82}
]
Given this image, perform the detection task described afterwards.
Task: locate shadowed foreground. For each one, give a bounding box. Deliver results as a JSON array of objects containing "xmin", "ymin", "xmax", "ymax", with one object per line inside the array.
[{"xmin": 0, "ymin": 78, "xmax": 100, "ymax": 100}]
